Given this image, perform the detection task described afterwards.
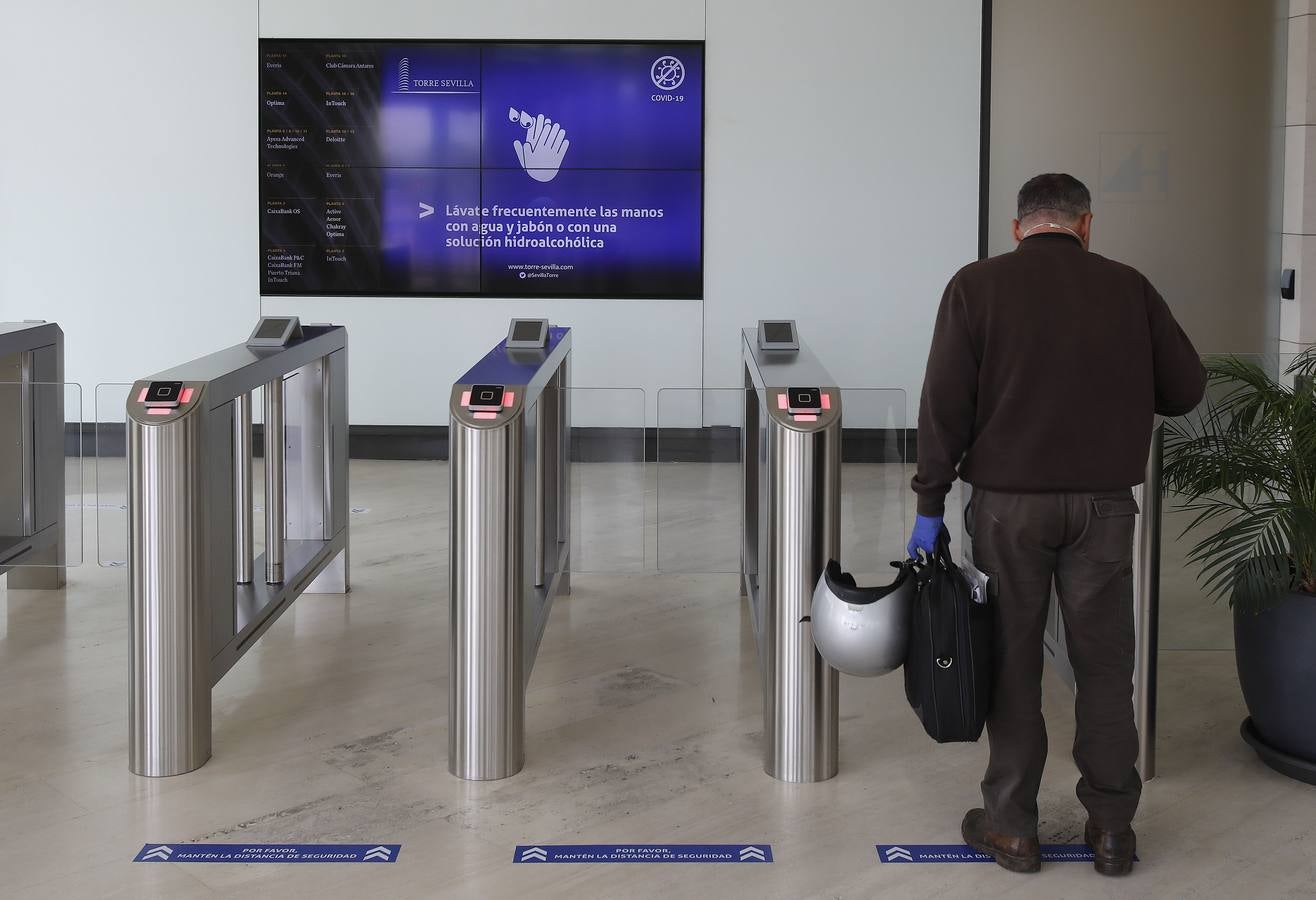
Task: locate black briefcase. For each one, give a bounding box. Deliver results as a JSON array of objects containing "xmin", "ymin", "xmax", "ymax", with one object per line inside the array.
[{"xmin": 904, "ymin": 531, "xmax": 994, "ymax": 743}]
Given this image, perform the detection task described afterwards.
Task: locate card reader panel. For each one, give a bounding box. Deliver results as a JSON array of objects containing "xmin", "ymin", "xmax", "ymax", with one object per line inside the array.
[{"xmin": 467, "ymin": 384, "xmax": 506, "ymax": 413}]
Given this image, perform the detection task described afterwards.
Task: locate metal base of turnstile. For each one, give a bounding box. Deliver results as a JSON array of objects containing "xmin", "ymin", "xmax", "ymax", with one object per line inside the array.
[
  {"xmin": 305, "ymin": 548, "xmax": 349, "ymax": 593},
  {"xmin": 2, "ymin": 541, "xmax": 65, "ymax": 589},
  {"xmin": 739, "ymin": 419, "xmax": 841, "ymax": 783}
]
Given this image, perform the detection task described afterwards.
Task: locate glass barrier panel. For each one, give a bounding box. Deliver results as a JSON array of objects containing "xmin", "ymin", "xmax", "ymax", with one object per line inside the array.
[
  {"xmin": 98, "ymin": 383, "xmax": 278, "ymax": 569},
  {"xmin": 94, "ymin": 383, "xmax": 131, "ymax": 567},
  {"xmin": 656, "ymin": 387, "xmax": 908, "ymax": 578},
  {"xmin": 565, "ymin": 387, "xmax": 646, "ymax": 573},
  {"xmin": 0, "ymin": 381, "xmax": 83, "ymax": 569},
  {"xmin": 837, "ymin": 388, "xmax": 907, "ymax": 585},
  {"xmin": 656, "ymin": 388, "xmax": 744, "ymax": 573}
]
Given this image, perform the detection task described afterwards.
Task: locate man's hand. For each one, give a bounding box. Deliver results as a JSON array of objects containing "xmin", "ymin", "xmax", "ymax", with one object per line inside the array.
[
  {"xmin": 907, "ymin": 514, "xmax": 945, "ymax": 560},
  {"xmin": 514, "ymin": 113, "xmax": 570, "ymax": 184}
]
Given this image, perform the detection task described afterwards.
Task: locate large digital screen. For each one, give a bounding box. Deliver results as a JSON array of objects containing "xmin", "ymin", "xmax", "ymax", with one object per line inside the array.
[{"xmin": 260, "ymin": 40, "xmax": 704, "ymax": 299}]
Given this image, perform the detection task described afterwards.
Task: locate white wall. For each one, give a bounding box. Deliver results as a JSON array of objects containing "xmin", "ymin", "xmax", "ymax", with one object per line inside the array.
[
  {"xmin": 0, "ymin": 0, "xmax": 257, "ymax": 417},
  {"xmin": 988, "ymin": 0, "xmax": 1286, "ymax": 356},
  {"xmin": 1, "ymin": 0, "xmax": 983, "ymax": 427},
  {"xmin": 1282, "ymin": 1, "xmax": 1316, "ymax": 346},
  {"xmin": 701, "ymin": 1, "xmax": 981, "ymax": 423}
]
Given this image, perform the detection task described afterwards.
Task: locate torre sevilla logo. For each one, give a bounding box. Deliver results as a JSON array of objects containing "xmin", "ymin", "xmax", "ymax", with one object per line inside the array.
[{"xmin": 395, "ymin": 58, "xmax": 476, "ymax": 92}]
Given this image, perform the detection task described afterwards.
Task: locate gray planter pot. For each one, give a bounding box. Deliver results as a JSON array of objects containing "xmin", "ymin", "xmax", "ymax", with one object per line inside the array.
[{"xmin": 1234, "ymin": 591, "xmax": 1316, "ymax": 785}]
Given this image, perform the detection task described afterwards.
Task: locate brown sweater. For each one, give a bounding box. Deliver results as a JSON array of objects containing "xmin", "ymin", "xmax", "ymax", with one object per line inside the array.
[{"xmin": 912, "ymin": 233, "xmax": 1206, "ymax": 517}]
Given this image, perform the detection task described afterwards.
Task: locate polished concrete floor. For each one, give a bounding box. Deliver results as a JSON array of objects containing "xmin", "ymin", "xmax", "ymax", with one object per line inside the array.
[{"xmin": 1, "ymin": 459, "xmax": 1312, "ymax": 898}]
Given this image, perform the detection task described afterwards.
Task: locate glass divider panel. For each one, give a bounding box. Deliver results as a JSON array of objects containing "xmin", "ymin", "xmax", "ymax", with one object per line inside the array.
[
  {"xmin": 566, "ymin": 387, "xmax": 646, "ymax": 572},
  {"xmin": 0, "ymin": 381, "xmax": 83, "ymax": 567},
  {"xmin": 837, "ymin": 388, "xmax": 907, "ymax": 585},
  {"xmin": 656, "ymin": 388, "xmax": 744, "ymax": 573},
  {"xmin": 94, "ymin": 383, "xmax": 132, "ymax": 568}
]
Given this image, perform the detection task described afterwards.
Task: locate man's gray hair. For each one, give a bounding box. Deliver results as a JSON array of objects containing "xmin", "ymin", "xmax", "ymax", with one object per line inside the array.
[{"xmin": 1017, "ymin": 173, "xmax": 1091, "ymax": 223}]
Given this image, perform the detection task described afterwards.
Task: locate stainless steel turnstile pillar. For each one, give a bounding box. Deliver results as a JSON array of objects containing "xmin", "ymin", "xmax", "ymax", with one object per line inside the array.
[
  {"xmin": 129, "ymin": 392, "xmax": 209, "ymax": 776},
  {"xmin": 264, "ymin": 377, "xmax": 286, "ymax": 585},
  {"xmin": 740, "ymin": 328, "xmax": 840, "ymax": 783},
  {"xmin": 0, "ymin": 321, "xmax": 66, "ymax": 589},
  {"xmin": 961, "ymin": 425, "xmax": 1163, "ymax": 779},
  {"xmin": 234, "ymin": 392, "xmax": 253, "ymax": 584},
  {"xmin": 449, "ymin": 327, "xmax": 572, "ymax": 781},
  {"xmin": 1132, "ymin": 428, "xmax": 1162, "ymax": 779},
  {"xmin": 127, "ymin": 325, "xmax": 349, "ymax": 776}
]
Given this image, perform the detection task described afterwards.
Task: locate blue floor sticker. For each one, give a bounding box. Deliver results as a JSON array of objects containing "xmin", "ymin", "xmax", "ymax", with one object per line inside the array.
[
  {"xmin": 514, "ymin": 844, "xmax": 772, "ymax": 863},
  {"xmin": 878, "ymin": 844, "xmax": 1112, "ymax": 864},
  {"xmin": 134, "ymin": 844, "xmax": 400, "ymax": 863}
]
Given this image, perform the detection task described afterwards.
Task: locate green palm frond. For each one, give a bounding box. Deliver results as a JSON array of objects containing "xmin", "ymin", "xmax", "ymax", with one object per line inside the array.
[{"xmin": 1162, "ymin": 348, "xmax": 1316, "ymax": 612}]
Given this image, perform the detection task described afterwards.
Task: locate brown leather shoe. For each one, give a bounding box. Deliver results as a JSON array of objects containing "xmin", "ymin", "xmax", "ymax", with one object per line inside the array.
[
  {"xmin": 1085, "ymin": 820, "xmax": 1136, "ymax": 876},
  {"xmin": 961, "ymin": 808, "xmax": 1041, "ymax": 873}
]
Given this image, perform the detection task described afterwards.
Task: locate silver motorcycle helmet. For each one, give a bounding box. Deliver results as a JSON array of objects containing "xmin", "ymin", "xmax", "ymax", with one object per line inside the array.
[{"xmin": 811, "ymin": 559, "xmax": 915, "ymax": 677}]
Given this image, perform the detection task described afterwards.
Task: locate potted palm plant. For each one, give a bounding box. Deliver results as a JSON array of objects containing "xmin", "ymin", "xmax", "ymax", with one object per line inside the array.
[{"xmin": 1161, "ymin": 350, "xmax": 1316, "ymax": 785}]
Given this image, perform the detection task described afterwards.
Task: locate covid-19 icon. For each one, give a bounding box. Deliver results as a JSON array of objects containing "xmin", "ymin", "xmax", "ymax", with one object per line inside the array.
[{"xmin": 651, "ymin": 56, "xmax": 685, "ymax": 91}]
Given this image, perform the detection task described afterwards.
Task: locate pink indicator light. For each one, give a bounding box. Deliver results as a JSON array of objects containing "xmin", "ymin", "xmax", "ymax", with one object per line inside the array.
[
  {"xmin": 777, "ymin": 394, "xmax": 788, "ymax": 410},
  {"xmin": 794, "ymin": 414, "xmax": 819, "ymax": 422},
  {"xmin": 179, "ymin": 387, "xmax": 194, "ymax": 404},
  {"xmin": 821, "ymin": 393, "xmax": 831, "ymax": 410},
  {"xmin": 460, "ymin": 390, "xmax": 471, "ymax": 407},
  {"xmin": 473, "ymin": 412, "xmax": 498, "ymax": 420},
  {"xmin": 147, "ymin": 408, "xmax": 171, "ymax": 416},
  {"xmin": 503, "ymin": 392, "xmax": 515, "ymax": 406},
  {"xmin": 137, "ymin": 387, "xmax": 148, "ymax": 403}
]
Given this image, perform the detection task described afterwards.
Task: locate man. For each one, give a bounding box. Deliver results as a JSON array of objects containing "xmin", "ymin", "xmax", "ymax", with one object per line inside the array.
[{"xmin": 907, "ymin": 174, "xmax": 1206, "ymax": 877}]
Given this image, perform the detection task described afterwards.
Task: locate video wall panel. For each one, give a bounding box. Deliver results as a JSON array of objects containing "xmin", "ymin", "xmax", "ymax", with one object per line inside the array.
[{"xmin": 260, "ymin": 40, "xmax": 704, "ymax": 299}]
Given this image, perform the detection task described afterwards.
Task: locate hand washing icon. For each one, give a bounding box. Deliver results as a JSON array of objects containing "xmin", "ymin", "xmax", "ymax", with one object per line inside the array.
[{"xmin": 509, "ymin": 107, "xmax": 569, "ymax": 183}]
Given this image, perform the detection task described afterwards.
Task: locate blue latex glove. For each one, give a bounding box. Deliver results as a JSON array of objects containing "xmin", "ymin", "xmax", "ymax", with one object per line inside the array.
[{"xmin": 907, "ymin": 514, "xmax": 944, "ymax": 560}]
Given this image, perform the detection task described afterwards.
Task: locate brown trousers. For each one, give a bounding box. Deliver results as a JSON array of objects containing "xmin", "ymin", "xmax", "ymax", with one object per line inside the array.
[{"xmin": 967, "ymin": 487, "xmax": 1143, "ymax": 837}]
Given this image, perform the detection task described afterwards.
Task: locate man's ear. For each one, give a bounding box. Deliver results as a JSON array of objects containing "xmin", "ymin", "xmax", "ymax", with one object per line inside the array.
[
  {"xmin": 1077, "ymin": 212, "xmax": 1094, "ymax": 248},
  {"xmin": 1012, "ymin": 219, "xmax": 1024, "ymax": 243}
]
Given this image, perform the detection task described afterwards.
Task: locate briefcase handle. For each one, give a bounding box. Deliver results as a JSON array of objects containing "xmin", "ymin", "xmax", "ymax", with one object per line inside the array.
[{"xmin": 911, "ymin": 526, "xmax": 955, "ymax": 576}]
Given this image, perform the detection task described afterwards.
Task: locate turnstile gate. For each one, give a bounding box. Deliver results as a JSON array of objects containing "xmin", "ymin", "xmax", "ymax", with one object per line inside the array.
[
  {"xmin": 0, "ymin": 321, "xmax": 67, "ymax": 588},
  {"xmin": 126, "ymin": 324, "xmax": 349, "ymax": 776},
  {"xmin": 961, "ymin": 426, "xmax": 1162, "ymax": 779},
  {"xmin": 449, "ymin": 325, "xmax": 571, "ymax": 780},
  {"xmin": 740, "ymin": 327, "xmax": 841, "ymax": 783}
]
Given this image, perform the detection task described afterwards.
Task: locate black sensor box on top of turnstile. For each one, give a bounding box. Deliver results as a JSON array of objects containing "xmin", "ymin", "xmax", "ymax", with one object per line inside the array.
[
  {"xmin": 506, "ymin": 318, "xmax": 549, "ymax": 350},
  {"xmin": 757, "ymin": 319, "xmax": 799, "ymax": 352},
  {"xmin": 247, "ymin": 316, "xmax": 303, "ymax": 348}
]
